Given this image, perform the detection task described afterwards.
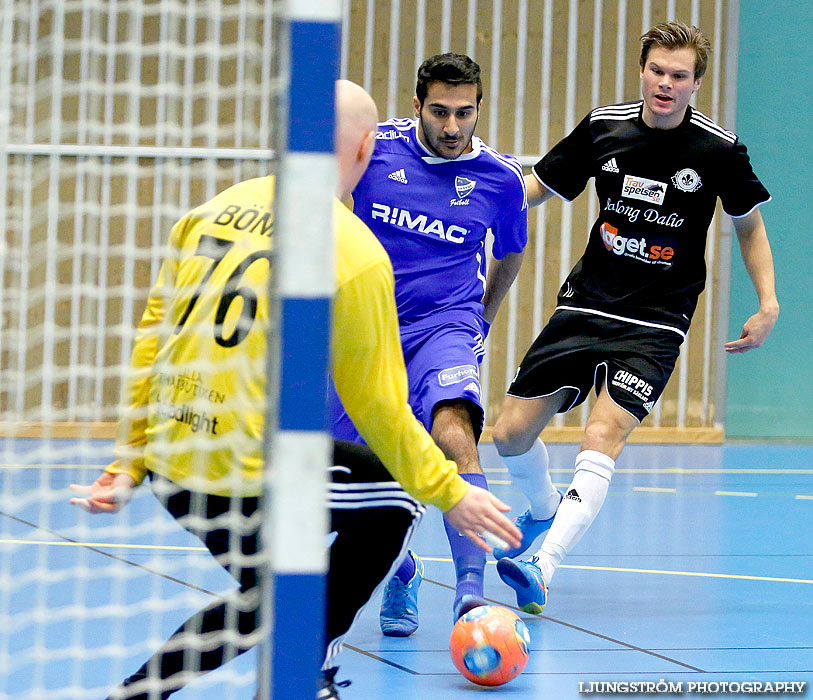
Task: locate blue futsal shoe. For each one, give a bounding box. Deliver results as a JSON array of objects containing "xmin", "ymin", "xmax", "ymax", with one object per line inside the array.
[
  {"xmin": 492, "ymin": 492, "xmax": 563, "ymax": 560},
  {"xmin": 496, "ymin": 556, "xmax": 547, "ymax": 614},
  {"xmin": 380, "ymin": 554, "xmax": 423, "ymax": 637},
  {"xmin": 453, "ymin": 594, "xmax": 488, "ymax": 622}
]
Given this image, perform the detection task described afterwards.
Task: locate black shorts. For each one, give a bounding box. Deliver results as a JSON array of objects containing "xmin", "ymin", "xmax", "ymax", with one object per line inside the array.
[{"xmin": 507, "ymin": 309, "xmax": 684, "ymax": 422}]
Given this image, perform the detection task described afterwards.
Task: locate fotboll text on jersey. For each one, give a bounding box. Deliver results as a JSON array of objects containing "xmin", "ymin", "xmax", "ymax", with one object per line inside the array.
[
  {"xmin": 371, "ymin": 202, "xmax": 469, "ymax": 243},
  {"xmin": 600, "ymin": 223, "xmax": 674, "ymax": 261}
]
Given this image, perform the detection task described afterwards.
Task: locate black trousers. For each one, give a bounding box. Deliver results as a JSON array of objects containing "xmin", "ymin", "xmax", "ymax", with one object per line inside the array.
[
  {"xmin": 110, "ymin": 441, "xmax": 423, "ymax": 700},
  {"xmin": 324, "ymin": 441, "xmax": 424, "ymax": 667}
]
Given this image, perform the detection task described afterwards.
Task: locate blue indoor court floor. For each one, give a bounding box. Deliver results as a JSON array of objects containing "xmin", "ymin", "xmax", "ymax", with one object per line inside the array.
[{"xmin": 2, "ymin": 440, "xmax": 812, "ymax": 699}]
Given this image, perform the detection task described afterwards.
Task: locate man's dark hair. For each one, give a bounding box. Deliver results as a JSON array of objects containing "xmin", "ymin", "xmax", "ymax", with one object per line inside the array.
[{"xmin": 415, "ymin": 53, "xmax": 483, "ymax": 106}]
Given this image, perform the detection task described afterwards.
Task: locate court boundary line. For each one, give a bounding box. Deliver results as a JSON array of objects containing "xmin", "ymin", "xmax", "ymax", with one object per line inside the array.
[
  {"xmin": 0, "ymin": 537, "xmax": 208, "ymax": 552},
  {"xmin": 342, "ymin": 645, "xmax": 421, "ymax": 675},
  {"xmin": 419, "ymin": 557, "xmax": 813, "ymax": 585},
  {"xmin": 10, "ymin": 516, "xmax": 812, "ymax": 680},
  {"xmin": 0, "ymin": 508, "xmax": 705, "ymax": 677},
  {"xmin": 0, "ymin": 509, "xmax": 219, "ymax": 596},
  {"xmin": 557, "ymin": 563, "xmax": 813, "ymax": 585},
  {"xmin": 422, "ymin": 576, "xmax": 706, "ymax": 673},
  {"xmin": 5, "ymin": 536, "xmax": 810, "ymax": 583}
]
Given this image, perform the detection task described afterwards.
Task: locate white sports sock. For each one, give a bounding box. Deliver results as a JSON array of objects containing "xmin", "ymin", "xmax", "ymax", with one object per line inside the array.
[
  {"xmin": 534, "ymin": 450, "xmax": 615, "ymax": 584},
  {"xmin": 501, "ymin": 438, "xmax": 560, "ymax": 520}
]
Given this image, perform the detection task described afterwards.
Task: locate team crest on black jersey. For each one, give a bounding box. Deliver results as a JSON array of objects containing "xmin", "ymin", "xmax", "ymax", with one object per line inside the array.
[{"xmin": 671, "ymin": 168, "xmax": 702, "ymax": 193}]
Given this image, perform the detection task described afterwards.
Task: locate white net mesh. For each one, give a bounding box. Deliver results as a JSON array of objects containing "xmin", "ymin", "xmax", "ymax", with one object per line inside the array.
[{"xmin": 0, "ymin": 1, "xmax": 280, "ymax": 698}]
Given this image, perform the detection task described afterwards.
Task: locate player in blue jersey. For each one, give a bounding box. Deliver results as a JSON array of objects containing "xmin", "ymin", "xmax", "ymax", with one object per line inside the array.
[{"xmin": 331, "ymin": 53, "xmax": 528, "ymax": 633}]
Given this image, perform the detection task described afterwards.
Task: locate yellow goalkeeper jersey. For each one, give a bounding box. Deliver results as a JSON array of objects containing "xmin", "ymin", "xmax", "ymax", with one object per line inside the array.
[{"xmin": 108, "ymin": 176, "xmax": 468, "ymax": 511}]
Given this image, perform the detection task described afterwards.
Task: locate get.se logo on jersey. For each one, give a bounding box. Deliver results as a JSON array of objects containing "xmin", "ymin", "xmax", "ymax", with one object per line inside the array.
[
  {"xmin": 600, "ymin": 222, "xmax": 674, "ymax": 264},
  {"xmin": 622, "ymin": 174, "xmax": 667, "ymax": 206}
]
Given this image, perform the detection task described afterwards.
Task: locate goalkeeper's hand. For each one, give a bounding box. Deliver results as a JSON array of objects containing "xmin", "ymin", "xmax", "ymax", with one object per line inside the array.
[
  {"xmin": 69, "ymin": 471, "xmax": 137, "ymax": 514},
  {"xmin": 443, "ymin": 485, "xmax": 521, "ymax": 554}
]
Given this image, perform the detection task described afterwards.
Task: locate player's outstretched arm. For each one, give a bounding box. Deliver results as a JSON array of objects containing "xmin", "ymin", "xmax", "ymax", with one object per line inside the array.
[
  {"xmin": 725, "ymin": 208, "xmax": 779, "ymax": 354},
  {"xmin": 443, "ymin": 485, "xmax": 522, "ymax": 554},
  {"xmin": 69, "ymin": 471, "xmax": 138, "ymax": 514},
  {"xmin": 524, "ymin": 172, "xmax": 556, "ymax": 208}
]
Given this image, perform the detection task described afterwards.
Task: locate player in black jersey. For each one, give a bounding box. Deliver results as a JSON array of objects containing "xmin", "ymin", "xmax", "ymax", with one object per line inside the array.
[{"xmin": 489, "ymin": 21, "xmax": 779, "ymax": 613}]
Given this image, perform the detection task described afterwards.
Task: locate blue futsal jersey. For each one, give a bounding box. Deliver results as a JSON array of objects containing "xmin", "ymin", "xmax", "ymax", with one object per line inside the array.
[{"xmin": 352, "ymin": 118, "xmax": 528, "ymax": 328}]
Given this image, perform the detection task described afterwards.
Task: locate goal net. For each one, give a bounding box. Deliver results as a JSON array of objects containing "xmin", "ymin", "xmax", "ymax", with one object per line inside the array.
[{"xmin": 0, "ymin": 1, "xmax": 282, "ymax": 698}]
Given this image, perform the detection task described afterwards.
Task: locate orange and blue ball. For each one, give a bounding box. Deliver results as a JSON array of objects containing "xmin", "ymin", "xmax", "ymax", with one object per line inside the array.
[{"xmin": 449, "ymin": 605, "xmax": 531, "ymax": 686}]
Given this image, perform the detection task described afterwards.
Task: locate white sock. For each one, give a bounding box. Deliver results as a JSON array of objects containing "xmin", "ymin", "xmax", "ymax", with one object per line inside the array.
[
  {"xmin": 534, "ymin": 450, "xmax": 615, "ymax": 584},
  {"xmin": 501, "ymin": 438, "xmax": 560, "ymax": 520}
]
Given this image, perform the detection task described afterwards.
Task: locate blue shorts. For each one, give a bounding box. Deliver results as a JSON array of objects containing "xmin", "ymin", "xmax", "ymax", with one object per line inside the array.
[{"xmin": 330, "ymin": 318, "xmax": 487, "ymax": 442}]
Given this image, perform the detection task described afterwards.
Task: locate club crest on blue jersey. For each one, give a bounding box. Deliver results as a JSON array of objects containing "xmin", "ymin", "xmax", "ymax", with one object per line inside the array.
[{"xmin": 455, "ymin": 176, "xmax": 476, "ymax": 198}]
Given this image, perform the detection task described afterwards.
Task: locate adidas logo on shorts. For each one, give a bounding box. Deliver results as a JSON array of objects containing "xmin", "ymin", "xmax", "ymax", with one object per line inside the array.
[
  {"xmin": 388, "ymin": 168, "xmax": 408, "ymax": 184},
  {"xmin": 463, "ymin": 381, "xmax": 480, "ymax": 397},
  {"xmin": 565, "ymin": 488, "xmax": 582, "ymax": 502},
  {"xmin": 601, "ymin": 158, "xmax": 619, "ymax": 173}
]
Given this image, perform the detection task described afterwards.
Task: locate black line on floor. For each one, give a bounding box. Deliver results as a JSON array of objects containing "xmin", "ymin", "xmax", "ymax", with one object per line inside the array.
[
  {"xmin": 342, "ymin": 644, "xmax": 421, "ymax": 675},
  {"xmin": 423, "ymin": 576, "xmax": 706, "ymax": 673},
  {"xmin": 0, "ymin": 509, "xmax": 219, "ymax": 597},
  {"xmin": 375, "ymin": 645, "xmax": 813, "ymax": 653}
]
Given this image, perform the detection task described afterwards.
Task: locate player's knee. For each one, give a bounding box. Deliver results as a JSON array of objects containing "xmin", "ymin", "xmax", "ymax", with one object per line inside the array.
[
  {"xmin": 492, "ymin": 417, "xmax": 536, "ymax": 456},
  {"xmin": 582, "ymin": 418, "xmax": 627, "ymax": 456}
]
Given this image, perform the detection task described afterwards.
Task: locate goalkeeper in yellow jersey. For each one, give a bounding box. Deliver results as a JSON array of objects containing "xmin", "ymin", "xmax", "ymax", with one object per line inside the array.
[{"xmin": 70, "ymin": 80, "xmax": 520, "ymax": 700}]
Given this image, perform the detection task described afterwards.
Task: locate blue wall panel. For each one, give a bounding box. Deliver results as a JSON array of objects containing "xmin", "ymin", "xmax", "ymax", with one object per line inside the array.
[{"xmin": 727, "ymin": 2, "xmax": 813, "ymax": 438}]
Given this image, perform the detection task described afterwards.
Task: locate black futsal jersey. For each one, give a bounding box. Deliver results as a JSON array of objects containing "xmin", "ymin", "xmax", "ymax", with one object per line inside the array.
[{"xmin": 533, "ymin": 101, "xmax": 771, "ymax": 336}]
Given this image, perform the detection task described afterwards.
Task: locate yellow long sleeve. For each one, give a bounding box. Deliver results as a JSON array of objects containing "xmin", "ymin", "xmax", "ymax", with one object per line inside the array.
[{"xmin": 331, "ymin": 201, "xmax": 469, "ymax": 512}]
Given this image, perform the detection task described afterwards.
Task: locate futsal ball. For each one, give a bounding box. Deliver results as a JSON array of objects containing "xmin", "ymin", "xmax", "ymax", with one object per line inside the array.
[{"xmin": 449, "ymin": 605, "xmax": 531, "ymax": 686}]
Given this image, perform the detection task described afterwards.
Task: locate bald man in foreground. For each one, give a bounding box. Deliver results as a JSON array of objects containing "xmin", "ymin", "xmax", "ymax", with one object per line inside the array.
[
  {"xmin": 73, "ymin": 80, "xmax": 520, "ymax": 700},
  {"xmin": 325, "ymin": 79, "xmax": 521, "ymax": 697}
]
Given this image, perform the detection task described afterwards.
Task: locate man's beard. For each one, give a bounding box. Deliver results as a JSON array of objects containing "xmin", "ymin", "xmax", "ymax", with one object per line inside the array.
[{"xmin": 418, "ymin": 109, "xmax": 479, "ymax": 159}]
